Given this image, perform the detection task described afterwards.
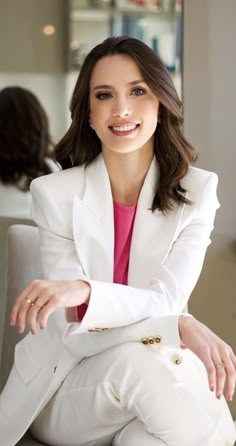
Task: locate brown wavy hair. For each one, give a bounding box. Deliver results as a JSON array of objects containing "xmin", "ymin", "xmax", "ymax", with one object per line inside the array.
[
  {"xmin": 0, "ymin": 86, "xmax": 55, "ymax": 191},
  {"xmin": 56, "ymin": 36, "xmax": 198, "ymax": 212}
]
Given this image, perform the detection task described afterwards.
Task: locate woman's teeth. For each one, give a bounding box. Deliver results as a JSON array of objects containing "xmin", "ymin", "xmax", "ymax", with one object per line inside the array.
[{"xmin": 112, "ymin": 124, "xmax": 137, "ymax": 132}]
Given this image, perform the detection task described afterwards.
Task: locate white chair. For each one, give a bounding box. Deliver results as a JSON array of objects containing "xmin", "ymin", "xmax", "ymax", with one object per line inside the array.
[
  {"xmin": 0, "ymin": 217, "xmax": 35, "ymax": 362},
  {"xmin": 0, "ymin": 225, "xmax": 47, "ymax": 446}
]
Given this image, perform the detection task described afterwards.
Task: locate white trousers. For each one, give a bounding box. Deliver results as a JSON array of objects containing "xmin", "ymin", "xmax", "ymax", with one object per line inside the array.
[{"xmin": 31, "ymin": 342, "xmax": 235, "ymax": 446}]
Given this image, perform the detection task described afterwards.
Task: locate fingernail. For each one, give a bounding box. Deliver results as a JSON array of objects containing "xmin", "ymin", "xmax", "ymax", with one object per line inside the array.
[
  {"xmin": 217, "ymin": 394, "xmax": 222, "ymax": 399},
  {"xmin": 9, "ymin": 319, "xmax": 15, "ymax": 326},
  {"xmin": 227, "ymin": 395, "xmax": 232, "ymax": 401},
  {"xmin": 210, "ymin": 386, "xmax": 215, "ymax": 392}
]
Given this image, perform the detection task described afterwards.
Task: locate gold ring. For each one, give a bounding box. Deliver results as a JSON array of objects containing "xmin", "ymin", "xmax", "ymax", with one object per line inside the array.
[
  {"xmin": 25, "ymin": 298, "xmax": 32, "ymax": 305},
  {"xmin": 216, "ymin": 362, "xmax": 225, "ymax": 369}
]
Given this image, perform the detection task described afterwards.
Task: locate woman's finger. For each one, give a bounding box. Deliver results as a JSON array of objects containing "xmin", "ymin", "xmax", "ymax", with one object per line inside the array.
[
  {"xmin": 223, "ymin": 352, "xmax": 236, "ymax": 400},
  {"xmin": 15, "ymin": 298, "xmax": 36, "ymax": 334},
  {"xmin": 230, "ymin": 351, "xmax": 236, "ymax": 371},
  {"xmin": 202, "ymin": 355, "xmax": 216, "ymax": 392},
  {"xmin": 26, "ymin": 296, "xmax": 49, "ymax": 335},
  {"xmin": 38, "ymin": 297, "xmax": 60, "ymax": 330},
  {"xmin": 16, "ymin": 290, "xmax": 44, "ymax": 333},
  {"xmin": 10, "ymin": 281, "xmax": 36, "ymax": 325},
  {"xmin": 11, "ymin": 280, "xmax": 48, "ymax": 332},
  {"xmin": 212, "ymin": 358, "xmax": 226, "ymax": 399}
]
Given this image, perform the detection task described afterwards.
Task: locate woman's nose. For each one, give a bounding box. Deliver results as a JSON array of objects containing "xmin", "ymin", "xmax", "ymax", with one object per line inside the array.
[{"xmin": 112, "ymin": 99, "xmax": 132, "ymax": 118}]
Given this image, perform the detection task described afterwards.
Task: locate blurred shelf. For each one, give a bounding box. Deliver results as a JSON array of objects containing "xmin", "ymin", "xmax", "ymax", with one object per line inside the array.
[
  {"xmin": 71, "ymin": 8, "xmax": 181, "ymax": 19},
  {"xmin": 71, "ymin": 0, "xmax": 182, "ymax": 16}
]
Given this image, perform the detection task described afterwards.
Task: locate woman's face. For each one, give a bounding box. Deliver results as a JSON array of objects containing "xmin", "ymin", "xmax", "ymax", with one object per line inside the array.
[{"xmin": 89, "ymin": 54, "xmax": 160, "ymax": 155}]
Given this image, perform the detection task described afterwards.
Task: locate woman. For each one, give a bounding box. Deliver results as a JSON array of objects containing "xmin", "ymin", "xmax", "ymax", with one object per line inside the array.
[
  {"xmin": 0, "ymin": 86, "xmax": 59, "ymax": 219},
  {"xmin": 0, "ymin": 37, "xmax": 235, "ymax": 446}
]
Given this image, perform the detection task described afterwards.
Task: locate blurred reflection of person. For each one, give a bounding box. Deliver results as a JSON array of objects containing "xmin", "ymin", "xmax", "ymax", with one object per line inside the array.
[
  {"xmin": 0, "ymin": 86, "xmax": 60, "ymax": 220},
  {"xmin": 127, "ymin": 0, "xmax": 159, "ymax": 6}
]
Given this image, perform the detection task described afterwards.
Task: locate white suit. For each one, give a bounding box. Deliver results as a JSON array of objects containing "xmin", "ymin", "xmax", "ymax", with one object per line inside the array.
[{"xmin": 0, "ymin": 154, "xmax": 235, "ymax": 446}]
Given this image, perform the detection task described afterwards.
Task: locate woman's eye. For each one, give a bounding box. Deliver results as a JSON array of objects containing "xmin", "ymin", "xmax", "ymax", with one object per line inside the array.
[
  {"xmin": 96, "ymin": 92, "xmax": 112, "ymax": 100},
  {"xmin": 131, "ymin": 88, "xmax": 145, "ymax": 96}
]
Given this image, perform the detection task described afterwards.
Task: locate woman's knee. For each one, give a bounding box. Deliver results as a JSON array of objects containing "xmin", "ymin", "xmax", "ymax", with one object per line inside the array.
[{"xmin": 113, "ymin": 419, "xmax": 165, "ymax": 446}]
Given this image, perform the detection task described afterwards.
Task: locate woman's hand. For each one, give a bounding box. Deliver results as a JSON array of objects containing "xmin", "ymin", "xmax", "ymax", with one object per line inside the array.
[
  {"xmin": 178, "ymin": 314, "xmax": 236, "ymax": 401},
  {"xmin": 10, "ymin": 280, "xmax": 91, "ymax": 335}
]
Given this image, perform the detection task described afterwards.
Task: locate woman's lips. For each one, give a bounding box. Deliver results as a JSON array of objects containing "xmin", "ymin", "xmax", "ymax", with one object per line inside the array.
[{"xmin": 109, "ymin": 123, "xmax": 140, "ymax": 136}]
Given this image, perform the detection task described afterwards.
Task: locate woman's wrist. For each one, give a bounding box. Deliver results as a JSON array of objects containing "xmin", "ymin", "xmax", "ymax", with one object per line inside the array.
[
  {"xmin": 178, "ymin": 313, "xmax": 194, "ymax": 343},
  {"xmin": 79, "ymin": 280, "xmax": 91, "ymax": 305}
]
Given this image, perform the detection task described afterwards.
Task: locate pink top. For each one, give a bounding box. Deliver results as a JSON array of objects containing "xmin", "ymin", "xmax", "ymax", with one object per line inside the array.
[
  {"xmin": 77, "ymin": 200, "xmax": 137, "ymax": 321},
  {"xmin": 113, "ymin": 200, "xmax": 137, "ymax": 285}
]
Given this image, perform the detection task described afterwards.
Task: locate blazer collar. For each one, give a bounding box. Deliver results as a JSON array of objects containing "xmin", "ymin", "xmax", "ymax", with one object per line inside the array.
[
  {"xmin": 79, "ymin": 154, "xmax": 114, "ymax": 221},
  {"xmin": 73, "ymin": 154, "xmax": 114, "ymax": 282}
]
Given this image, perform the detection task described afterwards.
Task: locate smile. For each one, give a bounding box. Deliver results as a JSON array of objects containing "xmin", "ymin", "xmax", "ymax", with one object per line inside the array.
[
  {"xmin": 109, "ymin": 123, "xmax": 140, "ymax": 136},
  {"xmin": 111, "ymin": 124, "xmax": 138, "ymax": 132}
]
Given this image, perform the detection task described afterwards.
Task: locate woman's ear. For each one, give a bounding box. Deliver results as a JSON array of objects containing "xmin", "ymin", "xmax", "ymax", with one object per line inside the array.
[{"xmin": 88, "ymin": 117, "xmax": 94, "ymax": 130}]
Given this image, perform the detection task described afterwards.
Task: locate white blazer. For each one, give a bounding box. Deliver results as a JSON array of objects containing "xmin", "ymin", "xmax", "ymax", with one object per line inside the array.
[{"xmin": 1, "ymin": 154, "xmax": 235, "ymax": 446}]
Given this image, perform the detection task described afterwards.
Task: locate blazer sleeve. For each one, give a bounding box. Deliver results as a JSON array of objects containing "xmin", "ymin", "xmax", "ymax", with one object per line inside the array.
[{"xmin": 30, "ymin": 172, "xmax": 219, "ymax": 334}]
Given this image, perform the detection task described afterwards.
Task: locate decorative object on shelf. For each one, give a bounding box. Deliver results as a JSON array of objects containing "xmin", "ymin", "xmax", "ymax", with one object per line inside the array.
[
  {"xmin": 161, "ymin": 0, "xmax": 175, "ymax": 12},
  {"xmin": 126, "ymin": 0, "xmax": 159, "ymax": 6}
]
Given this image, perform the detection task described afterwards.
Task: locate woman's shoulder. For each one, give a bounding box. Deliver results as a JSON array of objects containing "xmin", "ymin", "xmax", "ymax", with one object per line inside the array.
[
  {"xmin": 30, "ymin": 165, "xmax": 85, "ymax": 198},
  {"xmin": 182, "ymin": 165, "xmax": 218, "ymax": 191},
  {"xmin": 31, "ymin": 154, "xmax": 104, "ymax": 201},
  {"xmin": 30, "ymin": 165, "xmax": 87, "ymax": 233},
  {"xmin": 181, "ymin": 166, "xmax": 219, "ymax": 209}
]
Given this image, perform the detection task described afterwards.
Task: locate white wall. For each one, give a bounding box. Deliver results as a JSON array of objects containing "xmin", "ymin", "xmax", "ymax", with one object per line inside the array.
[
  {"xmin": 183, "ymin": 0, "xmax": 236, "ymax": 418},
  {"xmin": 183, "ymin": 0, "xmax": 236, "ymax": 238}
]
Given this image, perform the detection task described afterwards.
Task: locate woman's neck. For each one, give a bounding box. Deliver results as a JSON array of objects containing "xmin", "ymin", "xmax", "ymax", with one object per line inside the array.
[{"xmin": 103, "ymin": 147, "xmax": 153, "ymax": 206}]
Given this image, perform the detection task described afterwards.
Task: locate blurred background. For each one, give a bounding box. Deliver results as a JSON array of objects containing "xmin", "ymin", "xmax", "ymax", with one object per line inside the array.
[{"xmin": 0, "ymin": 0, "xmax": 235, "ymax": 419}]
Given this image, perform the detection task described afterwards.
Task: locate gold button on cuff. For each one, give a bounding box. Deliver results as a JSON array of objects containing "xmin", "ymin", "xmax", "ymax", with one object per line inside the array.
[
  {"xmin": 172, "ymin": 355, "xmax": 183, "ymax": 365},
  {"xmin": 155, "ymin": 336, "xmax": 162, "ymax": 344},
  {"xmin": 141, "ymin": 336, "xmax": 163, "ymax": 345}
]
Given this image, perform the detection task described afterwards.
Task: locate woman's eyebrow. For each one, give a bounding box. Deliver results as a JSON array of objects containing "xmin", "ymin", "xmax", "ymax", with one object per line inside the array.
[{"xmin": 92, "ymin": 80, "xmax": 145, "ymax": 91}]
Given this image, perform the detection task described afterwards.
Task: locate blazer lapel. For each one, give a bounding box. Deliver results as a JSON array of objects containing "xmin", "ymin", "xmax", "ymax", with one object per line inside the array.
[
  {"xmin": 73, "ymin": 155, "xmax": 114, "ymax": 282},
  {"xmin": 128, "ymin": 159, "xmax": 187, "ymax": 288}
]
